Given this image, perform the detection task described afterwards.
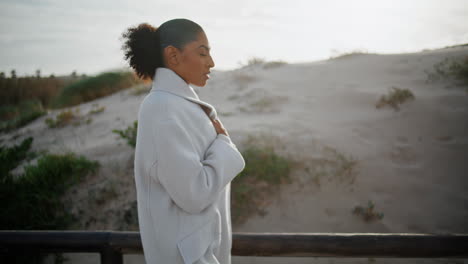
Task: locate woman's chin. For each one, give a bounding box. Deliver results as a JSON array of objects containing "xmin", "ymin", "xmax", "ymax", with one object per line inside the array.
[{"xmin": 192, "ymin": 80, "xmax": 207, "ymax": 87}]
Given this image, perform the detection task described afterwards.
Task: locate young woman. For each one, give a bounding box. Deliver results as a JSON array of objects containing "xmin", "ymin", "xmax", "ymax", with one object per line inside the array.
[{"xmin": 121, "ymin": 19, "xmax": 245, "ymax": 264}]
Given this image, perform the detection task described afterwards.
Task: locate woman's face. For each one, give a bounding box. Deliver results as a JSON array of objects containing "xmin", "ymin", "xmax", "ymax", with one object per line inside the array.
[{"xmin": 170, "ymin": 31, "xmax": 215, "ymax": 87}]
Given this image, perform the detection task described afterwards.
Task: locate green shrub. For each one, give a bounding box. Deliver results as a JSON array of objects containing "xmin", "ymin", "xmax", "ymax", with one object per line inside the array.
[
  {"xmin": 231, "ymin": 142, "xmax": 292, "ymax": 225},
  {"xmin": 352, "ymin": 200, "xmax": 384, "ymax": 222},
  {"xmin": 0, "ymin": 137, "xmax": 98, "ymax": 263},
  {"xmin": 0, "ymin": 142, "xmax": 99, "ymax": 230},
  {"xmin": 0, "ymin": 99, "xmax": 46, "ymax": 132},
  {"xmin": 425, "ymin": 56, "xmax": 468, "ymax": 85},
  {"xmin": 376, "ymin": 87, "xmax": 415, "ymax": 111},
  {"xmin": 0, "ymin": 137, "xmax": 34, "ymax": 177},
  {"xmin": 112, "ymin": 120, "xmax": 138, "ymax": 148},
  {"xmin": 52, "ymin": 71, "xmax": 141, "ymax": 108}
]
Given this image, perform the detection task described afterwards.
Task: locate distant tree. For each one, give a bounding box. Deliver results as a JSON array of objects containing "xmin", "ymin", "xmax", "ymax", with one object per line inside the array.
[
  {"xmin": 36, "ymin": 69, "xmax": 41, "ymax": 78},
  {"xmin": 0, "ymin": 72, "xmax": 5, "ymax": 79},
  {"xmin": 49, "ymin": 74, "xmax": 55, "ymax": 79},
  {"xmin": 71, "ymin": 70, "xmax": 77, "ymax": 78},
  {"xmin": 10, "ymin": 69, "xmax": 16, "ymax": 78}
]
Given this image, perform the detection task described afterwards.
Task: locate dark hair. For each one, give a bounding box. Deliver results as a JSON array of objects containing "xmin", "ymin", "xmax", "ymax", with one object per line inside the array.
[{"xmin": 121, "ymin": 19, "xmax": 204, "ymax": 80}]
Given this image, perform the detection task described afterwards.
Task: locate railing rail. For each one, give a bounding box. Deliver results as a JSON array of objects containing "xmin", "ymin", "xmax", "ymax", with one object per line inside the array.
[{"xmin": 1, "ymin": 231, "xmax": 467, "ymax": 264}]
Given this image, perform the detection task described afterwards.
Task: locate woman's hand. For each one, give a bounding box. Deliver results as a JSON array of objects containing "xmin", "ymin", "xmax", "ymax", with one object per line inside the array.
[
  {"xmin": 201, "ymin": 105, "xmax": 229, "ymax": 137},
  {"xmin": 211, "ymin": 118, "xmax": 229, "ymax": 137}
]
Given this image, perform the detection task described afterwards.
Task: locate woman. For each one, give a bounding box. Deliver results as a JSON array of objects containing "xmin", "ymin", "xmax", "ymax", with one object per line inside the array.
[{"xmin": 121, "ymin": 19, "xmax": 245, "ymax": 264}]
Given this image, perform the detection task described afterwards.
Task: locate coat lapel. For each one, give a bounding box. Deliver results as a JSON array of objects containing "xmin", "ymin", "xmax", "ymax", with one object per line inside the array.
[{"xmin": 151, "ymin": 67, "xmax": 218, "ymax": 121}]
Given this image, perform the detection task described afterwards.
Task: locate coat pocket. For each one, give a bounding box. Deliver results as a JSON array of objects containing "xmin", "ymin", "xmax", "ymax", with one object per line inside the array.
[{"xmin": 177, "ymin": 218, "xmax": 219, "ymax": 264}]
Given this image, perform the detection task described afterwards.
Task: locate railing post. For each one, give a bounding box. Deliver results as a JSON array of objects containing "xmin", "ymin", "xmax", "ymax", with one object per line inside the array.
[{"xmin": 101, "ymin": 246, "xmax": 123, "ymax": 264}]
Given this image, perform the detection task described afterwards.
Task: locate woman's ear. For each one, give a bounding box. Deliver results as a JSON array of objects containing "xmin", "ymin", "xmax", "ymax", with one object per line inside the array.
[{"xmin": 164, "ymin": 46, "xmax": 180, "ymax": 66}]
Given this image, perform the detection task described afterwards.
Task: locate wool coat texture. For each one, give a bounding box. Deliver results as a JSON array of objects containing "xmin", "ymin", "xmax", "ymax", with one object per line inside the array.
[{"xmin": 134, "ymin": 67, "xmax": 246, "ymax": 264}]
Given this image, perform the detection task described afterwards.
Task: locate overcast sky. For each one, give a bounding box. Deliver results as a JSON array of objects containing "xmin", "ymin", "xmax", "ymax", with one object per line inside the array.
[{"xmin": 1, "ymin": 0, "xmax": 467, "ymax": 76}]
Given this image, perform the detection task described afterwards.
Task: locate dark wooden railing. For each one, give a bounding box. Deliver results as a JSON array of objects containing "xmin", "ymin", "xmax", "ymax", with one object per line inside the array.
[{"xmin": 1, "ymin": 231, "xmax": 467, "ymax": 264}]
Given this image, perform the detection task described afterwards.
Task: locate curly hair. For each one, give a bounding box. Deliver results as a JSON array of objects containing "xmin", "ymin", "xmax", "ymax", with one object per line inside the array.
[{"xmin": 121, "ymin": 19, "xmax": 204, "ymax": 80}]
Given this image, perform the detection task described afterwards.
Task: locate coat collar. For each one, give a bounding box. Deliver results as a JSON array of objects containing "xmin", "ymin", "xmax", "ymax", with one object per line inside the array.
[{"xmin": 151, "ymin": 67, "xmax": 217, "ymax": 120}]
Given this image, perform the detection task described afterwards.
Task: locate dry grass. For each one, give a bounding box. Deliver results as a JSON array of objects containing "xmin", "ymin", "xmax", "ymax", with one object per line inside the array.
[
  {"xmin": 231, "ymin": 89, "xmax": 288, "ymax": 114},
  {"xmin": 231, "ymin": 72, "xmax": 257, "ymax": 91},
  {"xmin": 263, "ymin": 60, "xmax": 288, "ymax": 69},
  {"xmin": 44, "ymin": 104, "xmax": 104, "ymax": 128},
  {"xmin": 299, "ymin": 145, "xmax": 359, "ymax": 187},
  {"xmin": 0, "ymin": 73, "xmax": 71, "ymax": 107},
  {"xmin": 238, "ymin": 57, "xmax": 288, "ymax": 69},
  {"xmin": 88, "ymin": 103, "xmax": 105, "ymax": 115},
  {"xmin": 45, "ymin": 108, "xmax": 81, "ymax": 128},
  {"xmin": 246, "ymin": 95, "xmax": 288, "ymax": 113}
]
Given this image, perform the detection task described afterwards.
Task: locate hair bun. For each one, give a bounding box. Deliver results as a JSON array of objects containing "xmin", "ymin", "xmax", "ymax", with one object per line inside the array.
[{"xmin": 121, "ymin": 23, "xmax": 163, "ymax": 80}]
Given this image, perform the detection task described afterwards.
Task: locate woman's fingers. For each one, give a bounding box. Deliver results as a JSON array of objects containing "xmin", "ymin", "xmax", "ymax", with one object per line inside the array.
[
  {"xmin": 200, "ymin": 106, "xmax": 227, "ymax": 135},
  {"xmin": 212, "ymin": 118, "xmax": 228, "ymax": 136}
]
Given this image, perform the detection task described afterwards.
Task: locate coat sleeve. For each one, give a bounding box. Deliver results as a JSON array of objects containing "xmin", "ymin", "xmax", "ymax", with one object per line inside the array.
[{"xmin": 153, "ymin": 119, "xmax": 245, "ymax": 214}]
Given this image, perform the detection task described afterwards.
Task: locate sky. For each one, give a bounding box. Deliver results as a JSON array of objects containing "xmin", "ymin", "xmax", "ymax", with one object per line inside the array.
[{"xmin": 1, "ymin": 0, "xmax": 467, "ymax": 76}]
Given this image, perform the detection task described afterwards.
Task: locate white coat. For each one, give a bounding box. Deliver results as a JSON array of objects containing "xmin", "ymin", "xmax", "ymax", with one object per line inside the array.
[{"xmin": 134, "ymin": 67, "xmax": 245, "ymax": 264}]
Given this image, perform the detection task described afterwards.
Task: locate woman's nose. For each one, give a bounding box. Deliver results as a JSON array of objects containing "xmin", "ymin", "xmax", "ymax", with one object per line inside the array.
[{"xmin": 208, "ymin": 55, "xmax": 215, "ymax": 68}]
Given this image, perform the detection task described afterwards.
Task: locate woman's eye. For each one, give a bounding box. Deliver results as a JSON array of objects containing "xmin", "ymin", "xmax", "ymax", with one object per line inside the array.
[{"xmin": 200, "ymin": 54, "xmax": 207, "ymax": 57}]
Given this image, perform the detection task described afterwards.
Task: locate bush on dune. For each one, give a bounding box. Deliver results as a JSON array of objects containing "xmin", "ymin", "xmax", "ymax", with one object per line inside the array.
[
  {"xmin": 426, "ymin": 55, "xmax": 468, "ymax": 86},
  {"xmin": 0, "ymin": 70, "xmax": 138, "ymax": 132},
  {"xmin": 376, "ymin": 87, "xmax": 415, "ymax": 111},
  {"xmin": 352, "ymin": 200, "xmax": 384, "ymax": 222},
  {"xmin": 112, "ymin": 120, "xmax": 138, "ymax": 148},
  {"xmin": 0, "ymin": 137, "xmax": 99, "ymax": 263},
  {"xmin": 45, "ymin": 108, "xmax": 86, "ymax": 128},
  {"xmin": 52, "ymin": 71, "xmax": 141, "ymax": 108},
  {"xmin": 44, "ymin": 104, "xmax": 105, "ymax": 129},
  {"xmin": 0, "ymin": 136, "xmax": 34, "ymax": 177},
  {"xmin": 0, "ymin": 137, "xmax": 99, "ymax": 230},
  {"xmin": 0, "ymin": 99, "xmax": 46, "ymax": 132},
  {"xmin": 231, "ymin": 135, "xmax": 292, "ymax": 225}
]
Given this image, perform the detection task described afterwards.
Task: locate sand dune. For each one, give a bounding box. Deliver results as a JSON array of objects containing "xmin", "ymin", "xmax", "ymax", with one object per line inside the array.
[{"xmin": 4, "ymin": 45, "xmax": 468, "ymax": 264}]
